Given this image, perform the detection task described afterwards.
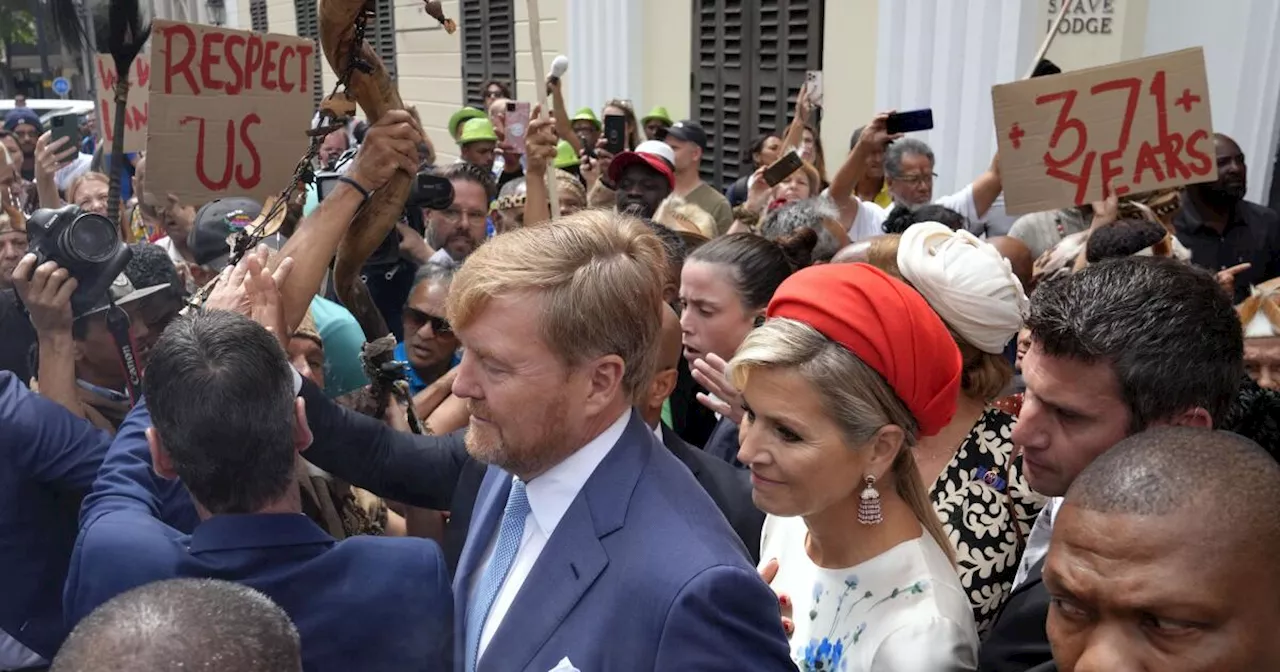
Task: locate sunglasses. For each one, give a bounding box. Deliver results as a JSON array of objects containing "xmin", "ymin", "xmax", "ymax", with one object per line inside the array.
[{"xmin": 403, "ymin": 307, "xmax": 452, "ymax": 335}]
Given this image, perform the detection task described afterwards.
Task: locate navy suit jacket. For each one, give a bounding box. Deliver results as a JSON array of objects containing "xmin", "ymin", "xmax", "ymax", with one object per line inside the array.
[
  {"xmin": 0, "ymin": 372, "xmax": 197, "ymax": 661},
  {"xmin": 660, "ymin": 423, "xmax": 763, "ymax": 562},
  {"xmin": 64, "ymin": 398, "xmax": 454, "ymax": 672},
  {"xmin": 978, "ymin": 557, "xmax": 1052, "ymax": 671},
  {"xmin": 703, "ymin": 416, "xmax": 744, "ymax": 468},
  {"xmin": 454, "ymin": 411, "xmax": 793, "ymax": 672}
]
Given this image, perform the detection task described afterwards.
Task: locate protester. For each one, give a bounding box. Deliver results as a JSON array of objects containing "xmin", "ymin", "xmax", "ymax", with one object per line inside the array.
[
  {"xmin": 64, "ymin": 308, "xmax": 454, "ymax": 671},
  {"xmin": 570, "ymin": 107, "xmax": 602, "ymax": 150},
  {"xmin": 396, "ymin": 263, "xmax": 459, "ymax": 398},
  {"xmin": 1, "ymin": 130, "xmax": 36, "ymax": 213},
  {"xmin": 845, "ymin": 125, "xmax": 893, "ymax": 207},
  {"xmin": 1044, "ymin": 427, "xmax": 1280, "ymax": 671},
  {"xmin": 1008, "ymin": 205, "xmax": 1089, "ymax": 261},
  {"xmin": 679, "ymin": 231, "xmax": 814, "ymax": 465},
  {"xmin": 724, "ymin": 134, "xmax": 782, "ymax": 207},
  {"xmin": 602, "ymin": 99, "xmax": 644, "ymax": 151},
  {"xmin": 605, "ymin": 140, "xmax": 676, "ymax": 219},
  {"xmin": 1174, "ymin": 133, "xmax": 1280, "ymax": 301},
  {"xmin": 490, "ymin": 177, "xmax": 527, "ymax": 232},
  {"xmin": 759, "ymin": 197, "xmax": 849, "ymax": 262},
  {"xmin": 316, "ymin": 129, "xmax": 350, "ymax": 170},
  {"xmin": 447, "ymin": 107, "xmax": 487, "ymax": 142},
  {"xmin": 980, "ymin": 256, "xmax": 1244, "ymax": 671},
  {"xmin": 51, "ymin": 579, "xmax": 303, "ymax": 672},
  {"xmin": 0, "ymin": 206, "xmax": 24, "ymax": 290},
  {"xmin": 4, "ymin": 108, "xmax": 39, "ymax": 180},
  {"xmin": 742, "ymin": 155, "xmax": 822, "ymax": 217},
  {"xmin": 882, "ymin": 223, "xmax": 1042, "ymax": 633},
  {"xmin": 482, "ymin": 79, "xmax": 511, "ymax": 107},
  {"xmin": 737, "ymin": 263, "xmax": 978, "ymax": 670},
  {"xmin": 882, "ymin": 202, "xmax": 967, "ymax": 234},
  {"xmin": 653, "ymin": 195, "xmax": 717, "ymax": 239},
  {"xmin": 424, "ymin": 162, "xmax": 495, "ymax": 268},
  {"xmin": 1240, "ymin": 277, "xmax": 1280, "ymax": 390},
  {"xmin": 664, "ymin": 120, "xmax": 733, "ymax": 235},
  {"xmin": 60, "ymin": 171, "xmax": 108, "ymax": 218},
  {"xmin": 456, "ymin": 118, "xmax": 499, "ymax": 173},
  {"xmin": 627, "ymin": 106, "xmax": 664, "ymax": 142}
]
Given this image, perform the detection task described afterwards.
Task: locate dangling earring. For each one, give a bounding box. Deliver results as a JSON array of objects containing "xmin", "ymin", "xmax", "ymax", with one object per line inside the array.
[
  {"xmin": 753, "ymin": 314, "xmax": 766, "ymax": 328},
  {"xmin": 858, "ymin": 474, "xmax": 883, "ymax": 525}
]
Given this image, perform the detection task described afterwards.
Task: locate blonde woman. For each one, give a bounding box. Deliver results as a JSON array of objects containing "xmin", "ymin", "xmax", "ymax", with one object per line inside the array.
[{"xmin": 735, "ymin": 263, "xmax": 978, "ymax": 671}]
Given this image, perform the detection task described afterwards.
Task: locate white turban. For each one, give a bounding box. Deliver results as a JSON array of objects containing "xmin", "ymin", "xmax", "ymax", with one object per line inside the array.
[{"xmin": 896, "ymin": 222, "xmax": 1029, "ymax": 354}]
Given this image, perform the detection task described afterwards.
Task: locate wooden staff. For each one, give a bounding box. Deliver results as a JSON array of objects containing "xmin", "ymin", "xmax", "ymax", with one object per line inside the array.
[
  {"xmin": 1024, "ymin": 0, "xmax": 1073, "ymax": 79},
  {"xmin": 526, "ymin": 0, "xmax": 560, "ymax": 218}
]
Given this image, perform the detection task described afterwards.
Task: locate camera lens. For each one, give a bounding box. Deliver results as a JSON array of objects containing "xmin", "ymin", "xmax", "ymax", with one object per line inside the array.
[{"xmin": 60, "ymin": 213, "xmax": 121, "ymax": 264}]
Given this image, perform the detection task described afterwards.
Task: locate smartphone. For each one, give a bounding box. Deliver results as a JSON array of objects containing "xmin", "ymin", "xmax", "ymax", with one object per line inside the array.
[
  {"xmin": 805, "ymin": 71, "xmax": 824, "ymax": 108},
  {"xmin": 505, "ymin": 101, "xmax": 531, "ymax": 154},
  {"xmin": 885, "ymin": 109, "xmax": 934, "ymax": 135},
  {"xmin": 48, "ymin": 112, "xmax": 81, "ymax": 153},
  {"xmin": 762, "ymin": 150, "xmax": 804, "ymax": 187},
  {"xmin": 604, "ymin": 114, "xmax": 627, "ymax": 154}
]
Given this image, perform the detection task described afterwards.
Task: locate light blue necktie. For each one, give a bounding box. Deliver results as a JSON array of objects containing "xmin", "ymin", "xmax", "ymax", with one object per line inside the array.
[{"xmin": 465, "ymin": 478, "xmax": 531, "ymax": 672}]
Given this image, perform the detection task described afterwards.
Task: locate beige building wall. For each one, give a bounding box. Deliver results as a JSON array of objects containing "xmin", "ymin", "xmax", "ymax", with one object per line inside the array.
[
  {"xmin": 1033, "ymin": 0, "xmax": 1148, "ymax": 72},
  {"xmin": 395, "ymin": 0, "xmax": 465, "ymax": 162},
  {"xmin": 641, "ymin": 0, "xmax": 692, "ymax": 121},
  {"xmin": 821, "ymin": 0, "xmax": 878, "ymax": 165}
]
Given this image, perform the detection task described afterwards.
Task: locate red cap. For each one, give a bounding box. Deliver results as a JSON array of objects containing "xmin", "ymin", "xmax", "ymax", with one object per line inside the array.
[
  {"xmin": 766, "ymin": 263, "xmax": 962, "ymax": 437},
  {"xmin": 608, "ymin": 151, "xmax": 675, "ymax": 190}
]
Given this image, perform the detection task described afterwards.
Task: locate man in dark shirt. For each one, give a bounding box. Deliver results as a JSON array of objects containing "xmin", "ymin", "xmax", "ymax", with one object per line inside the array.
[{"xmin": 1174, "ymin": 133, "xmax": 1280, "ymax": 302}]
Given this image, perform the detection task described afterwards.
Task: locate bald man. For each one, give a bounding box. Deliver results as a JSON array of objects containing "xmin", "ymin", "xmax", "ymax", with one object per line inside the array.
[
  {"xmin": 990, "ymin": 236, "xmax": 1034, "ymax": 293},
  {"xmin": 641, "ymin": 303, "xmax": 763, "ymax": 560},
  {"xmin": 1045, "ymin": 427, "xmax": 1280, "ymax": 672},
  {"xmin": 52, "ymin": 578, "xmax": 301, "ymax": 672}
]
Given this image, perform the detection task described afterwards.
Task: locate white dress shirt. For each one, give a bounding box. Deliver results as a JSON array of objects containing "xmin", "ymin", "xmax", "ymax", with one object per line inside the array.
[
  {"xmin": 848, "ymin": 184, "xmax": 986, "ymax": 242},
  {"xmin": 1012, "ymin": 496, "xmax": 1061, "ymax": 589},
  {"xmin": 473, "ymin": 409, "xmax": 630, "ymax": 660},
  {"xmin": 0, "ymin": 630, "xmax": 44, "ymax": 670}
]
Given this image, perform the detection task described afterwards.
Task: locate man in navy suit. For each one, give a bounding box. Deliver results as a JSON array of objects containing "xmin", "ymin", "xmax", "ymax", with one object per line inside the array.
[
  {"xmin": 64, "ymin": 311, "xmax": 453, "ymax": 671},
  {"xmin": 441, "ymin": 211, "xmax": 790, "ymax": 671}
]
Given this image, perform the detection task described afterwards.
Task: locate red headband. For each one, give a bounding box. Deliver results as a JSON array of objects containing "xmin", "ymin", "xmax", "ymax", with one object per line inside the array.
[{"xmin": 766, "ymin": 263, "xmax": 962, "ymax": 437}]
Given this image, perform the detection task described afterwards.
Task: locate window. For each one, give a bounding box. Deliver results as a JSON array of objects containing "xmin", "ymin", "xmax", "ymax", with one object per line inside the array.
[
  {"xmin": 691, "ymin": 0, "xmax": 824, "ymax": 187},
  {"xmin": 249, "ymin": 0, "xmax": 268, "ymax": 32},
  {"xmin": 369, "ymin": 0, "xmax": 397, "ymax": 80},
  {"xmin": 293, "ymin": 0, "xmax": 324, "ymax": 106},
  {"xmin": 460, "ymin": 0, "xmax": 516, "ymax": 106}
]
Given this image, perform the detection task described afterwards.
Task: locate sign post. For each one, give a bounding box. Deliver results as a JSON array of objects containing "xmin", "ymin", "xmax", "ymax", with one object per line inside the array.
[
  {"xmin": 992, "ymin": 48, "xmax": 1216, "ymax": 216},
  {"xmin": 52, "ymin": 77, "xmax": 71, "ymax": 98},
  {"xmin": 145, "ymin": 20, "xmax": 316, "ymax": 207}
]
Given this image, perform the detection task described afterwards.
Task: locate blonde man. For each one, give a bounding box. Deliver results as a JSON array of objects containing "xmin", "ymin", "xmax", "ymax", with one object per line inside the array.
[{"xmin": 296, "ymin": 210, "xmax": 794, "ymax": 672}]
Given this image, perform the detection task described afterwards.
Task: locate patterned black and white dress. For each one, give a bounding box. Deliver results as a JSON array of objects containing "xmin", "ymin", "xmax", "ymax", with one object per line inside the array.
[{"xmin": 930, "ymin": 408, "xmax": 1045, "ymax": 636}]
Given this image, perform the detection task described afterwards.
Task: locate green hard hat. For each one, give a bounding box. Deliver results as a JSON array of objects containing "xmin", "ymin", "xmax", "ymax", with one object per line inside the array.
[
  {"xmin": 458, "ymin": 118, "xmax": 499, "ymax": 145},
  {"xmin": 571, "ymin": 107, "xmax": 601, "ymax": 128},
  {"xmin": 642, "ymin": 106, "xmax": 673, "ymax": 125},
  {"xmin": 448, "ymin": 107, "xmax": 487, "ymax": 140},
  {"xmin": 554, "ymin": 140, "xmax": 580, "ymax": 169}
]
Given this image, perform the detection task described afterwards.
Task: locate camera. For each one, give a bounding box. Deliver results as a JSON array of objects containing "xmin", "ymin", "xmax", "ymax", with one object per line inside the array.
[
  {"xmin": 26, "ymin": 205, "xmax": 132, "ymax": 315},
  {"xmin": 406, "ymin": 172, "xmax": 454, "ymax": 211}
]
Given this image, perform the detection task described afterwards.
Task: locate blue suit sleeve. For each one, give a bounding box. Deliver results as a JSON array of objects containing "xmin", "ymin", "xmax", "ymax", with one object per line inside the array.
[
  {"xmin": 655, "ymin": 564, "xmax": 797, "ymax": 671},
  {"xmin": 0, "ymin": 371, "xmax": 110, "ymax": 491}
]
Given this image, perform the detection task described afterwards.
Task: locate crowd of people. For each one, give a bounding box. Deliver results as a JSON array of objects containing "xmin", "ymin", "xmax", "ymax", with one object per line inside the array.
[{"xmin": 2, "ymin": 53, "xmax": 1280, "ymax": 672}]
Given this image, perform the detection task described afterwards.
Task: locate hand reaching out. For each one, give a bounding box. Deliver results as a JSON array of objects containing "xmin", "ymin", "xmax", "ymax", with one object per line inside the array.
[
  {"xmin": 11, "ymin": 254, "xmax": 76, "ymax": 337},
  {"xmin": 524, "ymin": 105, "xmax": 559, "ymax": 176},
  {"xmin": 34, "ymin": 132, "xmax": 77, "ymax": 183},
  {"xmin": 692, "ymin": 353, "xmax": 745, "ymax": 425},
  {"xmin": 760, "ymin": 558, "xmax": 794, "ymax": 639},
  {"xmin": 203, "ymin": 245, "xmax": 295, "ymax": 347}
]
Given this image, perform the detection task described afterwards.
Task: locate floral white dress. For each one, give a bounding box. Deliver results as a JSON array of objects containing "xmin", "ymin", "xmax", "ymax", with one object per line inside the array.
[{"xmin": 759, "ymin": 516, "xmax": 979, "ymax": 672}]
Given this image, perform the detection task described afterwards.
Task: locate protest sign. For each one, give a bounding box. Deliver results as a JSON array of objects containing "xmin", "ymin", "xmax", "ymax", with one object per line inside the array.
[
  {"xmin": 95, "ymin": 53, "xmax": 150, "ymax": 153},
  {"xmin": 992, "ymin": 47, "xmax": 1216, "ymax": 216},
  {"xmin": 145, "ymin": 20, "xmax": 316, "ymax": 206}
]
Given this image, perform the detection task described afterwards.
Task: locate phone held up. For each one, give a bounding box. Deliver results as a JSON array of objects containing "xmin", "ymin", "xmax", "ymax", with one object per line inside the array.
[
  {"xmin": 805, "ymin": 71, "xmax": 824, "ymax": 108},
  {"xmin": 48, "ymin": 112, "xmax": 82, "ymax": 153},
  {"xmin": 505, "ymin": 101, "xmax": 531, "ymax": 154},
  {"xmin": 762, "ymin": 150, "xmax": 804, "ymax": 187},
  {"xmin": 885, "ymin": 109, "xmax": 934, "ymax": 135},
  {"xmin": 603, "ymin": 114, "xmax": 627, "ymax": 154}
]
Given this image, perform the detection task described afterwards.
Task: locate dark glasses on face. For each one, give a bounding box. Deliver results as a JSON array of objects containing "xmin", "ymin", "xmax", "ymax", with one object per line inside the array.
[{"xmin": 403, "ymin": 307, "xmax": 452, "ymax": 334}]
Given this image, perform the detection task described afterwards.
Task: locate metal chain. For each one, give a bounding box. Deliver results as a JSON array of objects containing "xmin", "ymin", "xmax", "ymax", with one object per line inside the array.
[{"xmin": 185, "ymin": 3, "xmax": 376, "ymax": 312}]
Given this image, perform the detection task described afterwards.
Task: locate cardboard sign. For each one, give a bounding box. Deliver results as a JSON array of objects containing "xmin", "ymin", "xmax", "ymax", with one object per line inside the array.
[
  {"xmin": 145, "ymin": 20, "xmax": 316, "ymax": 206},
  {"xmin": 95, "ymin": 53, "xmax": 150, "ymax": 153},
  {"xmin": 992, "ymin": 47, "xmax": 1216, "ymax": 216}
]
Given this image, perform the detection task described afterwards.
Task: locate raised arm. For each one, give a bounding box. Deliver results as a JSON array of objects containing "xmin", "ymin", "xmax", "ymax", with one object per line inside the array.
[
  {"xmin": 33, "ymin": 132, "xmax": 75, "ymax": 210},
  {"xmin": 1, "ymin": 370, "xmax": 109, "ymax": 490},
  {"xmin": 547, "ymin": 78, "xmax": 582, "ymax": 155},
  {"xmin": 11, "ymin": 255, "xmax": 82, "ymax": 420},
  {"xmin": 830, "ymin": 112, "xmax": 899, "ymax": 223},
  {"xmin": 968, "ymin": 151, "xmax": 1004, "ymax": 220},
  {"xmin": 781, "ymin": 82, "xmax": 812, "ymax": 156},
  {"xmin": 522, "ymin": 106, "xmax": 558, "ymax": 226}
]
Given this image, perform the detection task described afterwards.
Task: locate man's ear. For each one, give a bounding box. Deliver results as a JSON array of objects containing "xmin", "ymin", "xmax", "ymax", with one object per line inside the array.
[
  {"xmin": 1170, "ymin": 407, "xmax": 1214, "ymax": 430},
  {"xmin": 649, "ymin": 368, "xmax": 679, "ymax": 412},
  {"xmin": 294, "ymin": 397, "xmax": 314, "ymax": 453},
  {"xmin": 583, "ymin": 354, "xmax": 626, "ymax": 416},
  {"xmin": 147, "ymin": 427, "xmax": 178, "ymax": 480}
]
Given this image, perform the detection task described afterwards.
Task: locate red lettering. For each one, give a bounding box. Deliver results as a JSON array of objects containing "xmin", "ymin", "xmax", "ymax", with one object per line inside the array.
[
  {"xmin": 262, "ymin": 40, "xmax": 280, "ymax": 91},
  {"xmin": 128, "ymin": 103, "xmax": 148, "ymax": 132},
  {"xmin": 295, "ymin": 44, "xmax": 314, "ymax": 92},
  {"xmin": 1131, "ymin": 143, "xmax": 1166, "ymax": 185},
  {"xmin": 1047, "ymin": 151, "xmax": 1097, "ymax": 206},
  {"xmin": 236, "ymin": 114, "xmax": 262, "ymax": 188},
  {"xmin": 181, "ymin": 116, "xmax": 234, "ymax": 190},
  {"xmin": 135, "ymin": 59, "xmax": 150, "ymax": 88},
  {"xmin": 245, "ymin": 36, "xmax": 265, "ymax": 91},
  {"xmin": 1090, "ymin": 77, "xmax": 1141, "ymax": 198},
  {"xmin": 199, "ymin": 31, "xmax": 225, "ymax": 93},
  {"xmin": 1036, "ymin": 90, "xmax": 1088, "ymax": 169},
  {"xmin": 1185, "ymin": 129, "xmax": 1213, "ymax": 176},
  {"xmin": 100, "ymin": 103, "xmax": 114, "ymax": 142},
  {"xmin": 277, "ymin": 46, "xmax": 295, "ymax": 93},
  {"xmin": 163, "ymin": 23, "xmax": 200, "ymax": 95},
  {"xmin": 224, "ymin": 35, "xmax": 246, "ymax": 95},
  {"xmin": 97, "ymin": 60, "xmax": 117, "ymax": 91}
]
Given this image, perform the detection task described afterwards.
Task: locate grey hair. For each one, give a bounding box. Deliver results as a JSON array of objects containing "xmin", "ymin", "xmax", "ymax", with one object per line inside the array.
[
  {"xmin": 51, "ymin": 579, "xmax": 301, "ymax": 672},
  {"xmin": 728, "ymin": 318, "xmax": 954, "ymax": 564},
  {"xmin": 884, "ymin": 138, "xmax": 935, "ymax": 178},
  {"xmin": 760, "ymin": 197, "xmax": 841, "ymax": 262},
  {"xmin": 498, "ymin": 177, "xmax": 527, "ymax": 199},
  {"xmin": 412, "ymin": 261, "xmax": 455, "ymax": 293}
]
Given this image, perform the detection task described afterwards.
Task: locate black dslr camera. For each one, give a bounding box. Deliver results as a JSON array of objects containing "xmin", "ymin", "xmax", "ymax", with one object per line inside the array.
[
  {"xmin": 26, "ymin": 205, "xmax": 132, "ymax": 315},
  {"xmin": 313, "ymin": 171, "xmax": 454, "ymax": 211}
]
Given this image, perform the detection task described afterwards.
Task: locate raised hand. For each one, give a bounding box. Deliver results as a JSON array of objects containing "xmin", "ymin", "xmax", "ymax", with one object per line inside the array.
[{"xmin": 692, "ymin": 353, "xmax": 745, "ymax": 425}]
